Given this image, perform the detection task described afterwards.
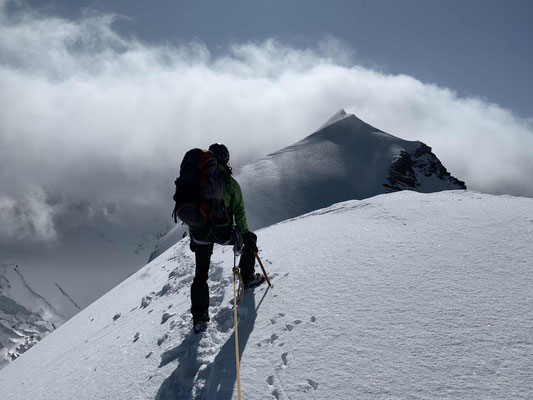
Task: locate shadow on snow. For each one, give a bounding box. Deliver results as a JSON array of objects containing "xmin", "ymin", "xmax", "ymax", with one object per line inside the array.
[{"xmin": 156, "ymin": 286, "xmax": 269, "ymax": 400}]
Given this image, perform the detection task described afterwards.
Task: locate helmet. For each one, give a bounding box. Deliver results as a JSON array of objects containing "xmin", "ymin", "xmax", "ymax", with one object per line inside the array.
[{"xmin": 209, "ymin": 143, "xmax": 230, "ymax": 165}]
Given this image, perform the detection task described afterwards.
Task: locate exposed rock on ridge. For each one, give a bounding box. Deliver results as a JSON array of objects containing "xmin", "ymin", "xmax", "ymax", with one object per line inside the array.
[{"xmin": 385, "ymin": 143, "xmax": 466, "ymax": 192}]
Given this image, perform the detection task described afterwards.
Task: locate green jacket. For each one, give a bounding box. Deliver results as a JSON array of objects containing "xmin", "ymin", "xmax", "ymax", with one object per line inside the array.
[{"xmin": 220, "ymin": 165, "xmax": 249, "ymax": 233}]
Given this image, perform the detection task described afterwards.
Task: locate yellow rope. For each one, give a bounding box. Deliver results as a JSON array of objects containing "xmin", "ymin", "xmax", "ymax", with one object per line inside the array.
[{"xmin": 233, "ymin": 253, "xmax": 243, "ymax": 400}]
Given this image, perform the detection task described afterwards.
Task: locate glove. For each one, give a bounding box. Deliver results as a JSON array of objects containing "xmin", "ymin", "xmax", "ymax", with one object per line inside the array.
[{"xmin": 242, "ymin": 231, "xmax": 258, "ymax": 253}]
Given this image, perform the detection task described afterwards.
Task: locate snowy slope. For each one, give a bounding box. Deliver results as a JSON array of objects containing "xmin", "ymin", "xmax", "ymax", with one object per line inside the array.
[
  {"xmin": 149, "ymin": 223, "xmax": 189, "ymax": 263},
  {"xmin": 150, "ymin": 110, "xmax": 465, "ymax": 261},
  {"xmin": 1, "ymin": 190, "xmax": 531, "ymax": 399}
]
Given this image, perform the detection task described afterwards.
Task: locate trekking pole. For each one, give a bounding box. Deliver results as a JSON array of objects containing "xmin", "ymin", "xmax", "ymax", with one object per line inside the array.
[
  {"xmin": 233, "ymin": 250, "xmax": 243, "ymax": 400},
  {"xmin": 254, "ymin": 252, "xmax": 272, "ymax": 287}
]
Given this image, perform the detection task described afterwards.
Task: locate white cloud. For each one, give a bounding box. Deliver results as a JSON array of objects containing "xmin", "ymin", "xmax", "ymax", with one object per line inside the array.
[
  {"xmin": 1, "ymin": 2, "xmax": 532, "ymax": 242},
  {"xmin": 0, "ymin": 191, "xmax": 58, "ymax": 242}
]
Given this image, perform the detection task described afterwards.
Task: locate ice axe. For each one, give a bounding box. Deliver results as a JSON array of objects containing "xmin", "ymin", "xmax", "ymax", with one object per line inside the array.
[{"xmin": 254, "ymin": 252, "xmax": 272, "ymax": 287}]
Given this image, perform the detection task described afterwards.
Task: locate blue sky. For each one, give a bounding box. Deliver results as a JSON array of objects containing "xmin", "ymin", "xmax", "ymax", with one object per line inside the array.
[{"xmin": 26, "ymin": 0, "xmax": 533, "ymax": 118}]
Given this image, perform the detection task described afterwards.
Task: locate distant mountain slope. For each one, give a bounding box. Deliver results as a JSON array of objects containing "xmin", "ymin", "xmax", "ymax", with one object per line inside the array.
[
  {"xmin": 1, "ymin": 191, "xmax": 531, "ymax": 400},
  {"xmin": 0, "ymin": 264, "xmax": 80, "ymax": 369},
  {"xmin": 150, "ymin": 110, "xmax": 465, "ymax": 261},
  {"xmin": 238, "ymin": 109, "xmax": 465, "ymax": 229}
]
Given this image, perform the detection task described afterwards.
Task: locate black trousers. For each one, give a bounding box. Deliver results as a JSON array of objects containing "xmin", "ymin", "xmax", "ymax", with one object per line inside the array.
[{"xmin": 190, "ymin": 230, "xmax": 256, "ymax": 322}]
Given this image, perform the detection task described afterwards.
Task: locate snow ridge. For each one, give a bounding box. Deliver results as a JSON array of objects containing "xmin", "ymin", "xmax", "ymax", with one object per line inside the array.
[
  {"xmin": 1, "ymin": 191, "xmax": 532, "ymax": 400},
  {"xmin": 316, "ymin": 108, "xmax": 351, "ymax": 130}
]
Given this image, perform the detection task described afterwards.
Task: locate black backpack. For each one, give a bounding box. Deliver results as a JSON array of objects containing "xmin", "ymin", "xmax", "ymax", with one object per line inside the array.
[{"xmin": 172, "ymin": 148, "xmax": 229, "ymax": 227}]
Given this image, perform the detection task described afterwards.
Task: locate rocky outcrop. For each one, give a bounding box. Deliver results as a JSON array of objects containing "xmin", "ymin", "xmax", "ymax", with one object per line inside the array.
[{"xmin": 384, "ymin": 143, "xmax": 466, "ymax": 192}]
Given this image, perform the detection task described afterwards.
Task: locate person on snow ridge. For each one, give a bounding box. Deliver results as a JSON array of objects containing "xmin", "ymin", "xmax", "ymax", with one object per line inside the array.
[{"xmin": 188, "ymin": 143, "xmax": 263, "ymax": 331}]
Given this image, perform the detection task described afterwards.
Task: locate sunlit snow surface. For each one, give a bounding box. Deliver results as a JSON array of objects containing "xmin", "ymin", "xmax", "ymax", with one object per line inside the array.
[{"xmin": 0, "ymin": 191, "xmax": 531, "ymax": 399}]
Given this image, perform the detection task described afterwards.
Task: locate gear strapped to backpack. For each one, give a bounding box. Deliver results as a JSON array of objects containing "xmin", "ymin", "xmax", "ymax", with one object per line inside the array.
[{"xmin": 172, "ymin": 148, "xmax": 229, "ymax": 227}]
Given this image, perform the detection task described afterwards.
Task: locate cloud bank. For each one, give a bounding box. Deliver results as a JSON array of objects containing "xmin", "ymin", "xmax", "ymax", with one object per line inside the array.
[{"xmin": 1, "ymin": 2, "xmax": 532, "ymax": 243}]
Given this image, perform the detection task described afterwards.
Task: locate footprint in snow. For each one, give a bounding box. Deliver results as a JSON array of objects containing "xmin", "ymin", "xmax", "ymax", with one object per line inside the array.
[
  {"xmin": 262, "ymin": 312, "xmax": 305, "ymax": 349},
  {"xmin": 140, "ymin": 295, "xmax": 153, "ymax": 309},
  {"xmin": 268, "ymin": 333, "xmax": 279, "ymax": 344},
  {"xmin": 281, "ymin": 352, "xmax": 289, "ymax": 367},
  {"xmin": 168, "ymin": 264, "xmax": 190, "ymax": 279},
  {"xmin": 269, "ymin": 313, "xmax": 286, "ymax": 325},
  {"xmin": 284, "ymin": 319, "xmax": 303, "ymax": 332},
  {"xmin": 157, "ymin": 283, "xmax": 172, "ymax": 296},
  {"xmin": 139, "ymin": 272, "xmax": 150, "ymax": 280},
  {"xmin": 161, "ymin": 312, "xmax": 175, "ymax": 324},
  {"xmin": 133, "ymin": 332, "xmax": 140, "ymax": 343},
  {"xmin": 307, "ymin": 379, "xmax": 319, "ymax": 391},
  {"xmin": 212, "ymin": 307, "xmax": 234, "ymax": 333},
  {"xmin": 157, "ymin": 333, "xmax": 168, "ymax": 346}
]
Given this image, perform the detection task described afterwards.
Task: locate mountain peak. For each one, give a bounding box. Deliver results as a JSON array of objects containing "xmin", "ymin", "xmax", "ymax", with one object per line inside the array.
[
  {"xmin": 237, "ymin": 111, "xmax": 466, "ymax": 229},
  {"xmin": 318, "ymin": 108, "xmax": 352, "ymax": 130}
]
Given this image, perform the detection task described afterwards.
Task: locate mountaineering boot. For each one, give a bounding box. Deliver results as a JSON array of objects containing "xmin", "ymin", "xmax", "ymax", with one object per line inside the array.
[
  {"xmin": 192, "ymin": 309, "xmax": 209, "ymax": 334},
  {"xmin": 193, "ymin": 321, "xmax": 208, "ymax": 334},
  {"xmin": 243, "ymin": 273, "xmax": 265, "ymax": 290}
]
